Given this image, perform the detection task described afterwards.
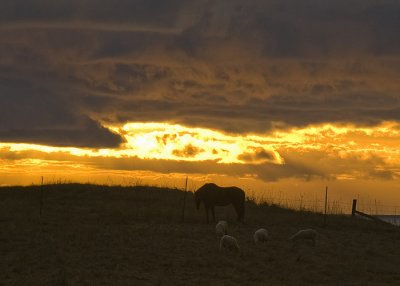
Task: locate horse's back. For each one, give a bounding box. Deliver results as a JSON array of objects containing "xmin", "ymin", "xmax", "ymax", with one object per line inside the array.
[
  {"xmin": 227, "ymin": 186, "xmax": 245, "ymax": 197},
  {"xmin": 195, "ymin": 183, "xmax": 245, "ymax": 221},
  {"xmin": 196, "ymin": 183, "xmax": 245, "ymax": 205}
]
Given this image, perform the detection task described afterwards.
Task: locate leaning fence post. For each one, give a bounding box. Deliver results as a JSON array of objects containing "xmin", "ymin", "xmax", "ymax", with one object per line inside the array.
[{"xmin": 351, "ymin": 199, "xmax": 357, "ymax": 216}]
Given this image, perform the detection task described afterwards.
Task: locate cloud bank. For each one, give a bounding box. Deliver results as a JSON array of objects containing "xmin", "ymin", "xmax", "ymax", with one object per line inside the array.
[{"xmin": 0, "ymin": 0, "xmax": 399, "ymax": 148}]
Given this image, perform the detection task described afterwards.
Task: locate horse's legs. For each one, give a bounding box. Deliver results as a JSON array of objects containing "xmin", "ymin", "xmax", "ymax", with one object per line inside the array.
[
  {"xmin": 239, "ymin": 203, "xmax": 244, "ymax": 220},
  {"xmin": 233, "ymin": 203, "xmax": 240, "ymax": 220},
  {"xmin": 233, "ymin": 203, "xmax": 244, "ymax": 221}
]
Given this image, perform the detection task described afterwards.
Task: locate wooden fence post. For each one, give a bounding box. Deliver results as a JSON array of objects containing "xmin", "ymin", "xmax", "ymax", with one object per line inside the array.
[
  {"xmin": 181, "ymin": 176, "xmax": 188, "ymax": 222},
  {"xmin": 351, "ymin": 199, "xmax": 392, "ymax": 225},
  {"xmin": 39, "ymin": 176, "xmax": 44, "ymax": 218},
  {"xmin": 352, "ymin": 199, "xmax": 357, "ymax": 216},
  {"xmin": 323, "ymin": 186, "xmax": 328, "ymax": 227}
]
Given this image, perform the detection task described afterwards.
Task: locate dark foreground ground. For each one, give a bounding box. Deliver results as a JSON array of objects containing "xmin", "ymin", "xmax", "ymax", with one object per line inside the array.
[{"xmin": 1, "ymin": 184, "xmax": 400, "ymax": 286}]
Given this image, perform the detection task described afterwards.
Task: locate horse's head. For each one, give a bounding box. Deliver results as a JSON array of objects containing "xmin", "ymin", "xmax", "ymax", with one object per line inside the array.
[{"xmin": 194, "ymin": 191, "xmax": 201, "ymax": 210}]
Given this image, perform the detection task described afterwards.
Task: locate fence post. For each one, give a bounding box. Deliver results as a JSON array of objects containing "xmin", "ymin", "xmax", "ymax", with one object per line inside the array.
[
  {"xmin": 351, "ymin": 199, "xmax": 357, "ymax": 216},
  {"xmin": 323, "ymin": 186, "xmax": 328, "ymax": 227},
  {"xmin": 181, "ymin": 176, "xmax": 188, "ymax": 222},
  {"xmin": 39, "ymin": 176, "xmax": 44, "ymax": 218}
]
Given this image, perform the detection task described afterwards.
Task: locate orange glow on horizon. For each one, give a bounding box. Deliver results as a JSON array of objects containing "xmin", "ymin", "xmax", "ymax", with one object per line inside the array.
[{"xmin": 1, "ymin": 121, "xmax": 400, "ymax": 182}]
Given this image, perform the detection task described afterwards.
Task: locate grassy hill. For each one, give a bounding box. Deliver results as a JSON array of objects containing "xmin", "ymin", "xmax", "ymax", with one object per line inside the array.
[{"xmin": 1, "ymin": 183, "xmax": 400, "ymax": 285}]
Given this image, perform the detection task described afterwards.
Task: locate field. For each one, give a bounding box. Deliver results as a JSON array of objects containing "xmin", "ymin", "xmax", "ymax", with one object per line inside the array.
[{"xmin": 1, "ymin": 184, "xmax": 400, "ymax": 286}]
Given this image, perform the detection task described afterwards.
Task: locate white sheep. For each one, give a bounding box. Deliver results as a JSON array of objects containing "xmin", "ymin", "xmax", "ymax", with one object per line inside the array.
[
  {"xmin": 289, "ymin": 228, "xmax": 318, "ymax": 245},
  {"xmin": 216, "ymin": 220, "xmax": 228, "ymax": 237},
  {"xmin": 220, "ymin": 235, "xmax": 240, "ymax": 251},
  {"xmin": 253, "ymin": 228, "xmax": 269, "ymax": 244}
]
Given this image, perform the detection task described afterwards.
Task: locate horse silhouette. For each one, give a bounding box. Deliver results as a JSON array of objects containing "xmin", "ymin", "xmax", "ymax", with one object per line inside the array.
[{"xmin": 194, "ymin": 183, "xmax": 245, "ymax": 223}]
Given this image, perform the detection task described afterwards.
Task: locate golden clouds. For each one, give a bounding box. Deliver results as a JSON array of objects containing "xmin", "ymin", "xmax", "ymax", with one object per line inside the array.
[
  {"xmin": 112, "ymin": 122, "xmax": 283, "ymax": 164},
  {"xmin": 1, "ymin": 121, "xmax": 399, "ymax": 183},
  {"xmin": 0, "ymin": 122, "xmax": 283, "ymax": 164}
]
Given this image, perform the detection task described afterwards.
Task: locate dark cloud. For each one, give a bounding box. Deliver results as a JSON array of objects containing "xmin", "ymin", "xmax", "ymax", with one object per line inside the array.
[
  {"xmin": 172, "ymin": 144, "xmax": 204, "ymax": 158},
  {"xmin": 1, "ymin": 0, "xmax": 400, "ymax": 145},
  {"xmin": 0, "ymin": 0, "xmax": 183, "ymax": 26},
  {"xmin": 237, "ymin": 147, "xmax": 276, "ymax": 164},
  {"xmin": 366, "ymin": 169, "xmax": 396, "ymax": 180},
  {"xmin": 0, "ymin": 118, "xmax": 123, "ymax": 148},
  {"xmin": 0, "ymin": 73, "xmax": 124, "ymax": 148},
  {"xmin": 276, "ymin": 149, "xmax": 400, "ymax": 182}
]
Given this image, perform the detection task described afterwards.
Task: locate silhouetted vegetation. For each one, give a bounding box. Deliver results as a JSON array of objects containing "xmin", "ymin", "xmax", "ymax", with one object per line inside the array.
[{"xmin": 1, "ymin": 183, "xmax": 400, "ymax": 285}]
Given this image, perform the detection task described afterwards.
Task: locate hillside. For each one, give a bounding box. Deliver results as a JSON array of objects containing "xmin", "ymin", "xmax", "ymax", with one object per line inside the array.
[{"xmin": 1, "ymin": 184, "xmax": 399, "ymax": 285}]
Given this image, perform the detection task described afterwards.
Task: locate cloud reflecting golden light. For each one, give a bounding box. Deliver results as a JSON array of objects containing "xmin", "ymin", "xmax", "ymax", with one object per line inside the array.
[
  {"xmin": 1, "ymin": 121, "xmax": 400, "ymax": 184},
  {"xmin": 1, "ymin": 122, "xmax": 284, "ymax": 164},
  {"xmin": 112, "ymin": 122, "xmax": 283, "ymax": 164}
]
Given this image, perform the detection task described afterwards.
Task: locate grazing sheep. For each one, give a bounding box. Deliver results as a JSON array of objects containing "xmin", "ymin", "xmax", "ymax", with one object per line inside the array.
[
  {"xmin": 216, "ymin": 220, "xmax": 228, "ymax": 237},
  {"xmin": 253, "ymin": 228, "xmax": 269, "ymax": 244},
  {"xmin": 220, "ymin": 235, "xmax": 240, "ymax": 251},
  {"xmin": 289, "ymin": 229, "xmax": 318, "ymax": 246}
]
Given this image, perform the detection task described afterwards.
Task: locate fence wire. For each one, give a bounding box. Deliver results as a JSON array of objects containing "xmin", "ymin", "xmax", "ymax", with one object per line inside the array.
[{"xmin": 247, "ymin": 193, "xmax": 400, "ymax": 215}]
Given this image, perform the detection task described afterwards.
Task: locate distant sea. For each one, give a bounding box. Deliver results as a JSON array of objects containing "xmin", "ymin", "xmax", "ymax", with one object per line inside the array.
[{"xmin": 375, "ymin": 215, "xmax": 400, "ymax": 226}]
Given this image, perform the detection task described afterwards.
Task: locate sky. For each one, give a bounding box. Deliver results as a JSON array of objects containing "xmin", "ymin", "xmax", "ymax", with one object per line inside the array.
[{"xmin": 1, "ymin": 0, "xmax": 400, "ymax": 212}]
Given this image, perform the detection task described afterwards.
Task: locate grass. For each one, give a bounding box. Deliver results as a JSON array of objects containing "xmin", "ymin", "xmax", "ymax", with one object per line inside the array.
[{"xmin": 1, "ymin": 183, "xmax": 400, "ymax": 285}]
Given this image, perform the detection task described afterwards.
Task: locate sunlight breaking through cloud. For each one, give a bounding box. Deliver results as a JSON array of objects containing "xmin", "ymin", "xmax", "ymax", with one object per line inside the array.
[
  {"xmin": 111, "ymin": 122, "xmax": 283, "ymax": 164},
  {"xmin": 1, "ymin": 121, "xmax": 400, "ymax": 186},
  {"xmin": 1, "ymin": 122, "xmax": 400, "ymax": 171}
]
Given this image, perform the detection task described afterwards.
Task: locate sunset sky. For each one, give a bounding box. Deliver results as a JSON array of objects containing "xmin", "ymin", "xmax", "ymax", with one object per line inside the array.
[{"xmin": 1, "ymin": 0, "xmax": 400, "ymax": 211}]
